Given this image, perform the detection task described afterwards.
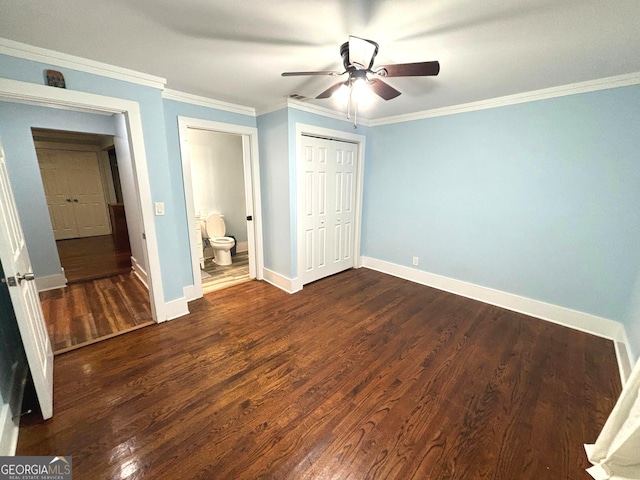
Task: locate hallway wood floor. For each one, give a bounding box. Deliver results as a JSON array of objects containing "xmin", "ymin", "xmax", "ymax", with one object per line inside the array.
[
  {"xmin": 19, "ymin": 269, "xmax": 621, "ymax": 479},
  {"xmin": 40, "ymin": 273, "xmax": 153, "ymax": 354},
  {"xmin": 57, "ymin": 234, "xmax": 131, "ymax": 284}
]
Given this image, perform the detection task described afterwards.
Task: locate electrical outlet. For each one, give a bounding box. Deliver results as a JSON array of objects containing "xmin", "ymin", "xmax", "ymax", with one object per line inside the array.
[
  {"xmin": 155, "ymin": 202, "xmax": 165, "ymax": 216},
  {"xmin": 412, "ymin": 256, "xmax": 419, "ymax": 266}
]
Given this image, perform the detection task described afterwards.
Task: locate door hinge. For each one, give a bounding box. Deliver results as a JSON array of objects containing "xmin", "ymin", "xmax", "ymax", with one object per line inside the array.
[{"xmin": 142, "ymin": 232, "xmax": 146, "ymax": 239}]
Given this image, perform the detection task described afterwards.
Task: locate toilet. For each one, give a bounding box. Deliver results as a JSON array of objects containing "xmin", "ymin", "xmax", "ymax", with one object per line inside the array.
[{"xmin": 201, "ymin": 213, "xmax": 235, "ymax": 266}]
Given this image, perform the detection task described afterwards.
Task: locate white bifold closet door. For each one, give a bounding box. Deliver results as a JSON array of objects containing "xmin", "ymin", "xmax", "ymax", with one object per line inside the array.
[
  {"xmin": 37, "ymin": 148, "xmax": 111, "ymax": 240},
  {"xmin": 299, "ymin": 135, "xmax": 357, "ymax": 285}
]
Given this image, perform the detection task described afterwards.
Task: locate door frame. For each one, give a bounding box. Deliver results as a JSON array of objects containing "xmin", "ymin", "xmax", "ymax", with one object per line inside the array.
[
  {"xmin": 0, "ymin": 78, "xmax": 166, "ymax": 322},
  {"xmin": 177, "ymin": 116, "xmax": 264, "ymax": 300},
  {"xmin": 295, "ymin": 123, "xmax": 366, "ymax": 288}
]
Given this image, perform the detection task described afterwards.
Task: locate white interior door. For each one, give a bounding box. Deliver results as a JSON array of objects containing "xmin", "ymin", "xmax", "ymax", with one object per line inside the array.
[
  {"xmin": 37, "ymin": 149, "xmax": 111, "ymax": 240},
  {"xmin": 300, "ymin": 135, "xmax": 357, "ymax": 284},
  {"xmin": 0, "ymin": 140, "xmax": 54, "ymax": 420}
]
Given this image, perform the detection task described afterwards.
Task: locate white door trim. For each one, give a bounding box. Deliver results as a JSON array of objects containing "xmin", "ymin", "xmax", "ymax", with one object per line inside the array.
[
  {"xmin": 177, "ymin": 116, "xmax": 264, "ymax": 300},
  {"xmin": 295, "ymin": 123, "xmax": 366, "ymax": 286},
  {"xmin": 0, "ymin": 78, "xmax": 166, "ymax": 322}
]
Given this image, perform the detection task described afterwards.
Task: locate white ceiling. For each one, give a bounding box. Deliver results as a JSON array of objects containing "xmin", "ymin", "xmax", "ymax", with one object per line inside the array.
[{"xmin": 1, "ymin": 0, "xmax": 639, "ymax": 119}]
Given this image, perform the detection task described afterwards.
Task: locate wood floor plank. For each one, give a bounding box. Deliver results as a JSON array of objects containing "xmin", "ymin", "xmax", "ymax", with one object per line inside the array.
[{"xmin": 19, "ymin": 269, "xmax": 621, "ymax": 479}]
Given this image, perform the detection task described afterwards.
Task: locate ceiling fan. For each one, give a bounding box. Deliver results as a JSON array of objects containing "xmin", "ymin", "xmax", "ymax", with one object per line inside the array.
[{"xmin": 282, "ymin": 35, "xmax": 440, "ymax": 125}]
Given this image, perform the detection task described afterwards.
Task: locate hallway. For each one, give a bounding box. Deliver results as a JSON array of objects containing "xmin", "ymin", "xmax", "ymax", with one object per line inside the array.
[{"xmin": 42, "ymin": 234, "xmax": 151, "ymax": 354}]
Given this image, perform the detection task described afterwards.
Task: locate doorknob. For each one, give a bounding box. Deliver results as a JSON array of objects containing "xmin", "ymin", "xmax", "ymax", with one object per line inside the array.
[{"xmin": 5, "ymin": 272, "xmax": 35, "ymax": 286}]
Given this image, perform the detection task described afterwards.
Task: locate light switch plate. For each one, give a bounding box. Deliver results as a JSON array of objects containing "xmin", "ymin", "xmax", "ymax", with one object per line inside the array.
[{"xmin": 155, "ymin": 202, "xmax": 165, "ymax": 216}]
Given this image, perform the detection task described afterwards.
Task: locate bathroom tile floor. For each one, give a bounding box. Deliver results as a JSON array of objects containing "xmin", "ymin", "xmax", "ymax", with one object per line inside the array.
[{"xmin": 201, "ymin": 252, "xmax": 251, "ymax": 294}]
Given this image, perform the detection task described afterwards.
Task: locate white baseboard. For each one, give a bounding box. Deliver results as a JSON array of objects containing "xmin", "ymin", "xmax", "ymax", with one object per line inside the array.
[
  {"xmin": 164, "ymin": 296, "xmax": 189, "ymax": 321},
  {"xmin": 263, "ymin": 268, "xmax": 302, "ymax": 294},
  {"xmin": 183, "ymin": 284, "xmax": 200, "ymax": 302},
  {"xmin": 615, "ymin": 329, "xmax": 635, "ymax": 385},
  {"xmin": 131, "ymin": 256, "xmax": 148, "ymax": 289},
  {"xmin": 35, "ymin": 272, "xmax": 66, "ymax": 292},
  {"xmin": 0, "ymin": 361, "xmax": 27, "ymax": 456},
  {"xmin": 362, "ymin": 256, "xmax": 629, "ymax": 381},
  {"xmin": 236, "ymin": 241, "xmax": 249, "ymax": 253}
]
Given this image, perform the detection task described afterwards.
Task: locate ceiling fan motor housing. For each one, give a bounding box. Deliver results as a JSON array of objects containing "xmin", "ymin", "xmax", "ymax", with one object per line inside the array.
[{"xmin": 340, "ymin": 42, "xmax": 350, "ymax": 70}]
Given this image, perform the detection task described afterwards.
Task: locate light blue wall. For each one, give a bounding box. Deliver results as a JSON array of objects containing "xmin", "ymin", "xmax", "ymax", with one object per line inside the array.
[
  {"xmin": 0, "ymin": 102, "xmax": 116, "ymax": 278},
  {"xmin": 256, "ymin": 108, "xmax": 291, "ymax": 275},
  {"xmin": 363, "ymin": 85, "xmax": 640, "ymax": 356}
]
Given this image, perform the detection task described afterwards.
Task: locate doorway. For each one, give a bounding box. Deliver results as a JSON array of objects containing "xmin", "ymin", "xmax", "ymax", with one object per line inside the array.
[
  {"xmin": 178, "ymin": 117, "xmax": 263, "ymax": 300},
  {"xmin": 29, "ymin": 128, "xmax": 154, "ymax": 353},
  {"xmin": 187, "ymin": 128, "xmax": 250, "ymax": 293},
  {"xmin": 0, "ymin": 79, "xmax": 165, "ymax": 324}
]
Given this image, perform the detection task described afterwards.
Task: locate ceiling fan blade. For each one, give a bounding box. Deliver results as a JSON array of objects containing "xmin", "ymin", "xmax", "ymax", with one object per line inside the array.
[
  {"xmin": 316, "ymin": 81, "xmax": 346, "ymax": 99},
  {"xmin": 348, "ymin": 35, "xmax": 379, "ymax": 69},
  {"xmin": 375, "ymin": 61, "xmax": 440, "ymax": 77},
  {"xmin": 368, "ymin": 79, "xmax": 401, "ymax": 100},
  {"xmin": 281, "ymin": 70, "xmax": 343, "ymax": 77}
]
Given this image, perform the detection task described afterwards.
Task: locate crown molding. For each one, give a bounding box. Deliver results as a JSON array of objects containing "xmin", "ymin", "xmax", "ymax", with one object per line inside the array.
[
  {"xmin": 256, "ymin": 98, "xmax": 371, "ymax": 127},
  {"xmin": 0, "ymin": 37, "xmax": 166, "ymax": 89},
  {"xmin": 162, "ymin": 88, "xmax": 256, "ymax": 116},
  {"xmin": 255, "ymin": 100, "xmax": 289, "ymax": 117},
  {"xmin": 287, "ymin": 98, "xmax": 372, "ymax": 126},
  {"xmin": 371, "ymin": 72, "xmax": 640, "ymax": 127}
]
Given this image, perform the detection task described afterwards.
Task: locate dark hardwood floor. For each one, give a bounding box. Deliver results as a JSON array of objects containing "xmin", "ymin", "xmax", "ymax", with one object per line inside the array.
[
  {"xmin": 18, "ymin": 269, "xmax": 621, "ymax": 479},
  {"xmin": 40, "ymin": 273, "xmax": 153, "ymax": 354},
  {"xmin": 57, "ymin": 234, "xmax": 131, "ymax": 284}
]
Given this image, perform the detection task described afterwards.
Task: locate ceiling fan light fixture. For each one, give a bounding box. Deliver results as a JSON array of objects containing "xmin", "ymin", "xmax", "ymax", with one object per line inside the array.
[
  {"xmin": 281, "ymin": 36, "xmax": 440, "ymax": 127},
  {"xmin": 351, "ymin": 78, "xmax": 374, "ymax": 106},
  {"xmin": 334, "ymin": 83, "xmax": 351, "ymax": 104}
]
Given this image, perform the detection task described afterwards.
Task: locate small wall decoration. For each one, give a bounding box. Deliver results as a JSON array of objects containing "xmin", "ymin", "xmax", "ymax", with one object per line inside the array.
[{"xmin": 45, "ymin": 69, "xmax": 66, "ymax": 88}]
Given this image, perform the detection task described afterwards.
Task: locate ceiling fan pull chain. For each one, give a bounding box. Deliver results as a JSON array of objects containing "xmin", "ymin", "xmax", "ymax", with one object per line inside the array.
[{"xmin": 354, "ymin": 98, "xmax": 358, "ymax": 129}]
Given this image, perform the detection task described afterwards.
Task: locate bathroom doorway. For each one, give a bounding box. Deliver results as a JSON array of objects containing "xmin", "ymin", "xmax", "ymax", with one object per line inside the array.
[{"xmin": 178, "ymin": 117, "xmax": 263, "ymax": 298}]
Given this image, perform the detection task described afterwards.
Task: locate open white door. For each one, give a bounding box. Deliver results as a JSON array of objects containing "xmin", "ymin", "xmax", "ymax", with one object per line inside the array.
[{"xmin": 0, "ymin": 139, "xmax": 54, "ymax": 420}]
